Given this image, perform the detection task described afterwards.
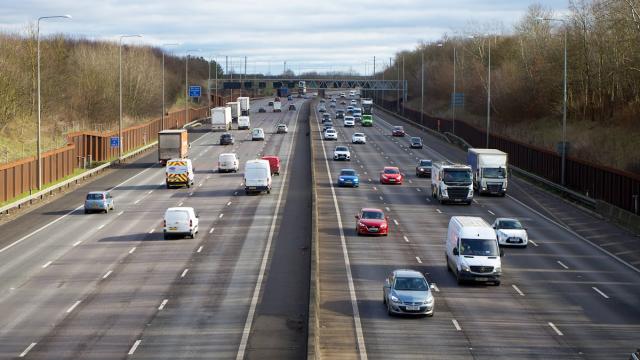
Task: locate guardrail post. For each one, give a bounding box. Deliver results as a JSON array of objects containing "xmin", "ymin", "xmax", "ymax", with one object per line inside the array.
[{"xmin": 87, "ymin": 154, "xmax": 92, "ymax": 169}]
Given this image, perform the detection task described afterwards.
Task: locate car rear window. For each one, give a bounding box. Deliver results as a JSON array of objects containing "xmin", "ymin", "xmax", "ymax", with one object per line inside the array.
[{"xmin": 86, "ymin": 193, "xmax": 104, "ymax": 200}]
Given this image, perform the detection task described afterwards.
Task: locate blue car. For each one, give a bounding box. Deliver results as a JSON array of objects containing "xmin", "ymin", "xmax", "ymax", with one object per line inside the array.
[{"xmin": 338, "ymin": 169, "xmax": 359, "ymax": 187}]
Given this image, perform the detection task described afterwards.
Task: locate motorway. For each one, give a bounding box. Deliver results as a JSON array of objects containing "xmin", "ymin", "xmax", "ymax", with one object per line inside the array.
[
  {"xmin": 312, "ymin": 96, "xmax": 640, "ymax": 359},
  {"xmin": 0, "ymin": 97, "xmax": 310, "ymax": 359}
]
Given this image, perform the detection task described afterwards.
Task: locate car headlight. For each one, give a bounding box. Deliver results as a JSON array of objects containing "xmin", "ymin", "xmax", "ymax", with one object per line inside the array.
[
  {"xmin": 469, "ymin": 189, "xmax": 474, "ymax": 196},
  {"xmin": 381, "ymin": 175, "xmax": 388, "ymax": 179},
  {"xmin": 380, "ymin": 223, "xmax": 387, "ymax": 229},
  {"xmin": 494, "ymin": 267, "xmax": 502, "ymax": 274},
  {"xmin": 339, "ymin": 177, "xmax": 345, "ymax": 181},
  {"xmin": 418, "ymin": 167, "xmax": 424, "ymax": 171},
  {"xmin": 390, "ymin": 295, "xmax": 400, "ymax": 303},
  {"xmin": 441, "ymin": 188, "xmax": 448, "ymax": 196},
  {"xmin": 423, "ymin": 296, "xmax": 434, "ymax": 305},
  {"xmin": 461, "ymin": 263, "xmax": 470, "ymax": 272}
]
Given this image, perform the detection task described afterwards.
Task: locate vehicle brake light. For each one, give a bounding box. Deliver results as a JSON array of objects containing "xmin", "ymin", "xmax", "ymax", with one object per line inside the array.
[
  {"xmin": 163, "ymin": 220, "xmax": 166, "ymax": 227},
  {"xmin": 189, "ymin": 219, "xmax": 193, "ymax": 228}
]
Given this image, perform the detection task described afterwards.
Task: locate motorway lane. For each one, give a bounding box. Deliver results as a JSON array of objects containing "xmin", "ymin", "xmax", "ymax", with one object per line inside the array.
[
  {"xmin": 0, "ymin": 97, "xmax": 306, "ymax": 359},
  {"xmin": 313, "ymin": 97, "xmax": 640, "ymax": 359}
]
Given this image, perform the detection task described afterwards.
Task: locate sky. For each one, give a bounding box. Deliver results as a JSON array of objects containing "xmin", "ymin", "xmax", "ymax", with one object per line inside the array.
[{"xmin": 1, "ymin": 0, "xmax": 569, "ymax": 75}]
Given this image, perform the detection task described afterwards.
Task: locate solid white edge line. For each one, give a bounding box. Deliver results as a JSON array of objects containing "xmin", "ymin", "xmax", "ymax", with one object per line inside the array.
[
  {"xmin": 158, "ymin": 299, "xmax": 168, "ymax": 310},
  {"xmin": 512, "ymin": 284, "xmax": 525, "ymax": 296},
  {"xmin": 19, "ymin": 342, "xmax": 37, "ymax": 357},
  {"xmin": 452, "ymin": 319, "xmax": 462, "ymax": 331},
  {"xmin": 180, "ymin": 268, "xmax": 189, "ymax": 278},
  {"xmin": 548, "ymin": 322, "xmax": 564, "ymax": 336},
  {"xmin": 102, "ymin": 270, "xmax": 113, "ymax": 279},
  {"xmin": 128, "ymin": 339, "xmax": 142, "ymax": 355},
  {"xmin": 66, "ymin": 300, "xmax": 81, "ymax": 313},
  {"xmin": 312, "ymin": 105, "xmax": 369, "ymax": 360},
  {"xmin": 557, "ymin": 260, "xmax": 569, "ymax": 269},
  {"xmin": 592, "ymin": 286, "xmax": 610, "ymax": 299},
  {"xmin": 236, "ymin": 102, "xmax": 302, "ymax": 360}
]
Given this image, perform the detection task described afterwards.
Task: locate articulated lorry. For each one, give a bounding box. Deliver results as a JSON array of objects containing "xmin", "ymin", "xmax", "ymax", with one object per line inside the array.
[
  {"xmin": 431, "ymin": 162, "xmax": 473, "ymax": 205},
  {"xmin": 226, "ymin": 101, "xmax": 240, "ymax": 121},
  {"xmin": 361, "ymin": 98, "xmax": 373, "ymax": 114},
  {"xmin": 158, "ymin": 129, "xmax": 189, "ymax": 165},
  {"xmin": 277, "ymin": 87, "xmax": 289, "ymax": 97},
  {"xmin": 467, "ymin": 148, "xmax": 508, "ymax": 196},
  {"xmin": 211, "ymin": 107, "xmax": 232, "ymax": 131},
  {"xmin": 237, "ymin": 97, "xmax": 250, "ymax": 116}
]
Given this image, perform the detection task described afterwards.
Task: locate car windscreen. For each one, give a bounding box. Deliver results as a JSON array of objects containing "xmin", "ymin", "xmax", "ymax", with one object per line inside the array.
[
  {"xmin": 411, "ymin": 138, "xmax": 421, "ymax": 143},
  {"xmin": 341, "ymin": 170, "xmax": 356, "ymax": 176},
  {"xmin": 394, "ymin": 126, "xmax": 403, "ymax": 131},
  {"xmin": 394, "ymin": 277, "xmax": 428, "ymax": 291},
  {"xmin": 483, "ymin": 167, "xmax": 506, "ymax": 179},
  {"xmin": 460, "ymin": 238, "xmax": 499, "ymax": 256},
  {"xmin": 86, "ymin": 193, "xmax": 104, "ymax": 200},
  {"xmin": 498, "ymin": 220, "xmax": 523, "ymax": 229},
  {"xmin": 336, "ymin": 147, "xmax": 348, "ymax": 151},
  {"xmin": 361, "ymin": 211, "xmax": 384, "ymax": 219},
  {"xmin": 419, "ymin": 160, "xmax": 432, "ymax": 167},
  {"xmin": 384, "ymin": 168, "xmax": 400, "ymax": 174}
]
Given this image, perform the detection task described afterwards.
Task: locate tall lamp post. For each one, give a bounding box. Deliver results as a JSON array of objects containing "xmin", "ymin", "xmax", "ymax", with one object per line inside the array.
[
  {"xmin": 185, "ymin": 49, "xmax": 201, "ymax": 126},
  {"xmin": 537, "ymin": 17, "xmax": 568, "ymax": 185},
  {"xmin": 36, "ymin": 14, "xmax": 72, "ymax": 190},
  {"xmin": 119, "ymin": 34, "xmax": 142, "ymax": 160},
  {"xmin": 486, "ymin": 35, "xmax": 492, "ymax": 148},
  {"xmin": 161, "ymin": 43, "xmax": 179, "ymax": 131}
]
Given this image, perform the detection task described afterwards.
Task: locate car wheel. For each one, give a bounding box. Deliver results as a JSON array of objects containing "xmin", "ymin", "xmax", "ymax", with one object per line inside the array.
[
  {"xmin": 426, "ymin": 312, "xmax": 434, "ymax": 317},
  {"xmin": 494, "ymin": 281, "xmax": 501, "ymax": 286},
  {"xmin": 387, "ymin": 302, "xmax": 393, "ymax": 316},
  {"xmin": 446, "ymin": 255, "xmax": 452, "ymax": 272},
  {"xmin": 163, "ymin": 234, "xmax": 169, "ymax": 240},
  {"xmin": 456, "ymin": 271, "xmax": 463, "ymax": 285},
  {"xmin": 104, "ymin": 208, "xmax": 108, "ymax": 214},
  {"xmin": 382, "ymin": 294, "xmax": 386, "ymax": 305},
  {"xmin": 84, "ymin": 209, "xmax": 89, "ymax": 214},
  {"xmin": 166, "ymin": 184, "xmax": 171, "ymax": 189},
  {"xmin": 267, "ymin": 189, "xmax": 271, "ymax": 194}
]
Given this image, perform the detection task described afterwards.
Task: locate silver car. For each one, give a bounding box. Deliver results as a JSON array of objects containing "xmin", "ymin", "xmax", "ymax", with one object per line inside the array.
[
  {"xmin": 84, "ymin": 191, "xmax": 114, "ymax": 214},
  {"xmin": 383, "ymin": 269, "xmax": 435, "ymax": 316}
]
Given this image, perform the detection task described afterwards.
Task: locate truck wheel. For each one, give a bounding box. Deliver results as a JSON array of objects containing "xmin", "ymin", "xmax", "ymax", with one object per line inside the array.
[
  {"xmin": 166, "ymin": 184, "xmax": 171, "ymax": 189},
  {"xmin": 267, "ymin": 189, "xmax": 271, "ymax": 194},
  {"xmin": 494, "ymin": 281, "xmax": 501, "ymax": 286}
]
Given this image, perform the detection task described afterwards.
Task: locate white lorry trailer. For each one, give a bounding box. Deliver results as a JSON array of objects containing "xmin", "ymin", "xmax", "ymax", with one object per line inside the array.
[
  {"xmin": 431, "ymin": 162, "xmax": 473, "ymax": 205},
  {"xmin": 238, "ymin": 97, "xmax": 250, "ymax": 116},
  {"xmin": 361, "ymin": 98, "xmax": 373, "ymax": 114},
  {"xmin": 273, "ymin": 100, "xmax": 282, "ymax": 112},
  {"xmin": 226, "ymin": 101, "xmax": 240, "ymax": 121},
  {"xmin": 211, "ymin": 107, "xmax": 232, "ymax": 131},
  {"xmin": 467, "ymin": 148, "xmax": 508, "ymax": 196}
]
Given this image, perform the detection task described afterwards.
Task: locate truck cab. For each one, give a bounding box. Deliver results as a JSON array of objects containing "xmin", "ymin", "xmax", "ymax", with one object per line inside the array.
[{"xmin": 431, "ymin": 162, "xmax": 473, "ymax": 205}]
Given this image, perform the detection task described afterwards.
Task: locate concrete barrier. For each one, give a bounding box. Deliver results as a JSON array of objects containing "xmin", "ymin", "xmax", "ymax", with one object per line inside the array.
[{"xmin": 307, "ymin": 98, "xmax": 320, "ymax": 360}]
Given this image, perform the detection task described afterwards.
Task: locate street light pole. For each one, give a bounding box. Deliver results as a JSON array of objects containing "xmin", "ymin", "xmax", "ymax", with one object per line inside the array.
[
  {"xmin": 452, "ymin": 46, "xmax": 457, "ymax": 135},
  {"xmin": 421, "ymin": 50, "xmax": 424, "ymax": 124},
  {"xmin": 118, "ymin": 34, "xmax": 142, "ymax": 161},
  {"xmin": 185, "ymin": 49, "xmax": 200, "ymax": 126},
  {"xmin": 36, "ymin": 14, "xmax": 71, "ymax": 190},
  {"xmin": 486, "ymin": 36, "xmax": 491, "ymax": 148},
  {"xmin": 161, "ymin": 43, "xmax": 178, "ymax": 131}
]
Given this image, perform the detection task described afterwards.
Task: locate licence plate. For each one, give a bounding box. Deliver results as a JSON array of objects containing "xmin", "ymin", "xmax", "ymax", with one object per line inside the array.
[
  {"xmin": 475, "ymin": 277, "xmax": 488, "ymax": 282},
  {"xmin": 169, "ymin": 227, "xmax": 177, "ymax": 231},
  {"xmin": 507, "ymin": 238, "xmax": 519, "ymax": 243},
  {"xmin": 369, "ymin": 228, "xmax": 378, "ymax": 232},
  {"xmin": 249, "ymin": 187, "xmax": 256, "ymax": 190},
  {"xmin": 389, "ymin": 179, "xmax": 395, "ymax": 182},
  {"xmin": 454, "ymin": 199, "xmax": 462, "ymax": 202},
  {"xmin": 405, "ymin": 305, "xmax": 420, "ymax": 311}
]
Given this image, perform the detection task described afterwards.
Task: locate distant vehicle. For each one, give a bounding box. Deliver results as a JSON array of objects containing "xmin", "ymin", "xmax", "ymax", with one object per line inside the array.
[
  {"xmin": 273, "ymin": 101, "xmax": 282, "ymax": 112},
  {"xmin": 347, "ymin": 105, "xmax": 354, "ymax": 111},
  {"xmin": 340, "ymin": 92, "xmax": 346, "ymax": 98},
  {"xmin": 361, "ymin": 114, "xmax": 373, "ymax": 126},
  {"xmin": 392, "ymin": 126, "xmax": 405, "ymax": 137},
  {"xmin": 446, "ymin": 216, "xmax": 503, "ymax": 285},
  {"xmin": 238, "ymin": 97, "xmax": 250, "ymax": 116},
  {"xmin": 252, "ymin": 128, "xmax": 265, "ymax": 141},
  {"xmin": 344, "ymin": 116, "xmax": 355, "ymax": 127},
  {"xmin": 277, "ymin": 87, "xmax": 289, "ymax": 97},
  {"xmin": 163, "ymin": 207, "xmax": 199, "ymax": 239},
  {"xmin": 318, "ymin": 106, "xmax": 327, "ymax": 113},
  {"xmin": 276, "ymin": 124, "xmax": 288, "ymax": 134},
  {"xmin": 84, "ymin": 191, "xmax": 114, "ymax": 214},
  {"xmin": 331, "ymin": 98, "xmax": 337, "ymax": 103},
  {"xmin": 268, "ymin": 101, "xmax": 274, "ymax": 106},
  {"xmin": 333, "ymin": 146, "xmax": 351, "ymax": 161},
  {"xmin": 320, "ymin": 99, "xmax": 326, "ymax": 103},
  {"xmin": 218, "ymin": 153, "xmax": 239, "ymax": 173},
  {"xmin": 338, "ymin": 168, "xmax": 359, "ymax": 187},
  {"xmin": 165, "ymin": 158, "xmax": 195, "ymax": 188},
  {"xmin": 352, "ymin": 132, "xmax": 366, "ymax": 144},
  {"xmin": 287, "ymin": 95, "xmax": 293, "ymax": 101},
  {"xmin": 355, "ymin": 207, "xmax": 388, "ymax": 236},
  {"xmin": 324, "ymin": 128, "xmax": 338, "ymax": 140},
  {"xmin": 258, "ymin": 107, "xmax": 266, "ymax": 113},
  {"xmin": 380, "ymin": 166, "xmax": 403, "ymax": 185},
  {"xmin": 226, "ymin": 101, "xmax": 240, "ymax": 121},
  {"xmin": 322, "ymin": 113, "xmax": 331, "ymax": 122},
  {"xmin": 336, "ymin": 109, "xmax": 345, "ymax": 119},
  {"xmin": 211, "ymin": 106, "xmax": 232, "ymax": 131},
  {"xmin": 340, "ymin": 100, "xmax": 347, "ymax": 105},
  {"xmin": 298, "ymin": 80, "xmax": 307, "ymax": 95},
  {"xmin": 431, "ymin": 162, "xmax": 473, "ymax": 204},
  {"xmin": 467, "ymin": 148, "xmax": 508, "ymax": 196},
  {"xmin": 261, "ymin": 155, "xmax": 281, "ymax": 176},
  {"xmin": 350, "ymin": 99, "xmax": 357, "ymax": 106},
  {"xmin": 158, "ymin": 129, "xmax": 189, "ymax": 165},
  {"xmin": 353, "ymin": 114, "xmax": 362, "ymax": 123},
  {"xmin": 492, "ymin": 218, "xmax": 528, "ymax": 247},
  {"xmin": 244, "ymin": 159, "xmax": 272, "ymax": 194},
  {"xmin": 410, "ymin": 137, "xmax": 423, "ymax": 148},
  {"xmin": 361, "ymin": 98, "xmax": 373, "ymax": 114},
  {"xmin": 415, "ymin": 159, "xmax": 432, "ymax": 177},
  {"xmin": 349, "ymin": 90, "xmax": 356, "ymax": 98},
  {"xmin": 383, "ymin": 269, "xmax": 435, "ymax": 317},
  {"xmin": 323, "ymin": 122, "xmax": 334, "ymax": 131},
  {"xmin": 219, "ymin": 133, "xmax": 234, "ymax": 145},
  {"xmin": 329, "ymin": 102, "xmax": 336, "ymax": 108},
  {"xmin": 289, "ymin": 104, "xmax": 297, "ymax": 110},
  {"xmin": 238, "ymin": 116, "xmax": 250, "ymax": 130}
]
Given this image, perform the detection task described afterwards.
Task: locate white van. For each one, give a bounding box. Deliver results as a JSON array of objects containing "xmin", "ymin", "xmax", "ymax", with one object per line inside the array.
[
  {"xmin": 163, "ymin": 207, "xmax": 199, "ymax": 239},
  {"xmin": 218, "ymin": 153, "xmax": 239, "ymax": 173},
  {"xmin": 165, "ymin": 158, "xmax": 195, "ymax": 188},
  {"xmin": 252, "ymin": 128, "xmax": 265, "ymax": 141},
  {"xmin": 244, "ymin": 159, "xmax": 272, "ymax": 194},
  {"xmin": 445, "ymin": 216, "xmax": 503, "ymax": 285},
  {"xmin": 238, "ymin": 116, "xmax": 250, "ymax": 130}
]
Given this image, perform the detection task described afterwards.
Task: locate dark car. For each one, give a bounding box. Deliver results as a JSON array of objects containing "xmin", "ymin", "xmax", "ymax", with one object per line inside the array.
[
  {"xmin": 410, "ymin": 137, "xmax": 423, "ymax": 149},
  {"xmin": 392, "ymin": 126, "xmax": 405, "ymax": 137},
  {"xmin": 268, "ymin": 101, "xmax": 274, "ymax": 106},
  {"xmin": 415, "ymin": 159, "xmax": 432, "ymax": 177},
  {"xmin": 219, "ymin": 133, "xmax": 234, "ymax": 145},
  {"xmin": 323, "ymin": 122, "xmax": 334, "ymax": 131},
  {"xmin": 289, "ymin": 104, "xmax": 296, "ymax": 110},
  {"xmin": 258, "ymin": 107, "xmax": 266, "ymax": 113},
  {"xmin": 336, "ymin": 109, "xmax": 345, "ymax": 119}
]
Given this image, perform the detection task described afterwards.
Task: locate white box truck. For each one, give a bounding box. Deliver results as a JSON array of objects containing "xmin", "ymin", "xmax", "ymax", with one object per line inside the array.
[
  {"xmin": 238, "ymin": 116, "xmax": 250, "ymax": 130},
  {"xmin": 211, "ymin": 107, "xmax": 232, "ymax": 131},
  {"xmin": 467, "ymin": 148, "xmax": 508, "ymax": 196},
  {"xmin": 446, "ymin": 216, "xmax": 503, "ymax": 285},
  {"xmin": 226, "ymin": 101, "xmax": 240, "ymax": 121},
  {"xmin": 431, "ymin": 162, "xmax": 473, "ymax": 204},
  {"xmin": 273, "ymin": 100, "xmax": 282, "ymax": 112},
  {"xmin": 238, "ymin": 97, "xmax": 250, "ymax": 116}
]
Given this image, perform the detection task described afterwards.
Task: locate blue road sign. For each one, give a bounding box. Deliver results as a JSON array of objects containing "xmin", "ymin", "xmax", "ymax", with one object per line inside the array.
[
  {"xmin": 451, "ymin": 92, "xmax": 464, "ymax": 107},
  {"xmin": 189, "ymin": 85, "xmax": 201, "ymax": 97},
  {"xmin": 110, "ymin": 136, "xmax": 120, "ymax": 148}
]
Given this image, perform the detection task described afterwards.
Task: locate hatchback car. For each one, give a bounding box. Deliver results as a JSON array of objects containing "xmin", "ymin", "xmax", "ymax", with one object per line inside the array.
[
  {"xmin": 322, "ymin": 113, "xmax": 331, "ymax": 122},
  {"xmin": 252, "ymin": 128, "xmax": 265, "ymax": 141},
  {"xmin": 383, "ymin": 269, "xmax": 435, "ymax": 317},
  {"xmin": 392, "ymin": 126, "xmax": 405, "ymax": 137},
  {"xmin": 84, "ymin": 191, "xmax": 114, "ymax": 214},
  {"xmin": 333, "ymin": 146, "xmax": 351, "ymax": 161},
  {"xmin": 323, "ymin": 122, "xmax": 334, "ymax": 131},
  {"xmin": 415, "ymin": 159, "xmax": 432, "ymax": 177},
  {"xmin": 219, "ymin": 133, "xmax": 234, "ymax": 145},
  {"xmin": 318, "ymin": 107, "xmax": 327, "ymax": 113},
  {"xmin": 163, "ymin": 207, "xmax": 199, "ymax": 239},
  {"xmin": 276, "ymin": 124, "xmax": 288, "ymax": 134},
  {"xmin": 268, "ymin": 101, "xmax": 274, "ymax": 106},
  {"xmin": 410, "ymin": 137, "xmax": 423, "ymax": 149},
  {"xmin": 324, "ymin": 128, "xmax": 338, "ymax": 140},
  {"xmin": 352, "ymin": 132, "xmax": 366, "ymax": 144},
  {"xmin": 350, "ymin": 99, "xmax": 357, "ymax": 105},
  {"xmin": 340, "ymin": 100, "xmax": 347, "ymax": 105},
  {"xmin": 336, "ymin": 110, "xmax": 345, "ymax": 119},
  {"xmin": 344, "ymin": 116, "xmax": 355, "ymax": 127},
  {"xmin": 380, "ymin": 166, "xmax": 403, "ymax": 184},
  {"xmin": 492, "ymin": 218, "xmax": 529, "ymax": 247},
  {"xmin": 338, "ymin": 168, "xmax": 359, "ymax": 187},
  {"xmin": 258, "ymin": 107, "xmax": 266, "ymax": 113},
  {"xmin": 289, "ymin": 104, "xmax": 297, "ymax": 110},
  {"xmin": 355, "ymin": 208, "xmax": 388, "ymax": 235}
]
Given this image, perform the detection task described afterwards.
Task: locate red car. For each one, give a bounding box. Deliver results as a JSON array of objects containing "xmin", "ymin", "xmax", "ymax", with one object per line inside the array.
[
  {"xmin": 355, "ymin": 208, "xmax": 389, "ymax": 236},
  {"xmin": 380, "ymin": 166, "xmax": 403, "ymax": 185},
  {"xmin": 392, "ymin": 126, "xmax": 405, "ymax": 137}
]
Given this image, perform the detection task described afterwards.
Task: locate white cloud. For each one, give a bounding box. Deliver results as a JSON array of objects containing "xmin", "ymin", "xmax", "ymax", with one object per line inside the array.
[{"xmin": 0, "ymin": 0, "xmax": 568, "ymax": 74}]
